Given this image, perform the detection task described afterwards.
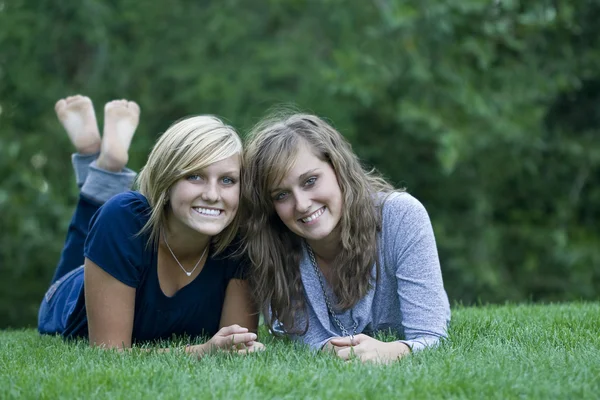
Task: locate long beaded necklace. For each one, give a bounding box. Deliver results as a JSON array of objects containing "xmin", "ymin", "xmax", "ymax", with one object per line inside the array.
[
  {"xmin": 306, "ymin": 244, "xmax": 358, "ymax": 338},
  {"xmin": 163, "ymin": 230, "xmax": 209, "ymax": 277}
]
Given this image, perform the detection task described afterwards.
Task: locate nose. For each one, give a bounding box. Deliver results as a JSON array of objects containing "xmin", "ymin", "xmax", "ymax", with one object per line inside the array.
[
  {"xmin": 201, "ymin": 181, "xmax": 220, "ymax": 203},
  {"xmin": 294, "ymin": 191, "xmax": 311, "ymax": 214}
]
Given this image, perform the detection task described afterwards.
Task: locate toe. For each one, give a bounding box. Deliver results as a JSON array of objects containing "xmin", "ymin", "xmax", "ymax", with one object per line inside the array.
[
  {"xmin": 55, "ymin": 99, "xmax": 66, "ymax": 113},
  {"xmin": 104, "ymin": 100, "xmax": 117, "ymax": 111},
  {"xmin": 127, "ymin": 101, "xmax": 140, "ymax": 114},
  {"xmin": 65, "ymin": 95, "xmax": 81, "ymax": 103}
]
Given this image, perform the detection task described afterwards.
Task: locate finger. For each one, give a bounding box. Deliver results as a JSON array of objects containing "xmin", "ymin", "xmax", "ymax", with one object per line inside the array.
[
  {"xmin": 329, "ymin": 336, "xmax": 356, "ymax": 347},
  {"xmin": 335, "ymin": 347, "xmax": 354, "ymax": 361},
  {"xmin": 234, "ymin": 343, "xmax": 266, "ymax": 354},
  {"xmin": 234, "ymin": 347, "xmax": 255, "ymax": 355},
  {"xmin": 227, "ymin": 332, "xmax": 257, "ymax": 345},
  {"xmin": 321, "ymin": 338, "xmax": 341, "ymax": 352},
  {"xmin": 218, "ymin": 325, "xmax": 249, "ymax": 336},
  {"xmin": 329, "ymin": 345, "xmax": 351, "ymax": 353}
]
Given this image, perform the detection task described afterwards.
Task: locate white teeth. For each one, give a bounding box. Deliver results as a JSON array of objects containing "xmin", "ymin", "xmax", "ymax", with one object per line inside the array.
[
  {"xmin": 302, "ymin": 207, "xmax": 325, "ymax": 223},
  {"xmin": 194, "ymin": 207, "xmax": 221, "ymax": 216}
]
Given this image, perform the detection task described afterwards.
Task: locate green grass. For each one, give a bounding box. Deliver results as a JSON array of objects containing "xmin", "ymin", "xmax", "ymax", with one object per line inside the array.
[{"xmin": 1, "ymin": 303, "xmax": 599, "ymax": 399}]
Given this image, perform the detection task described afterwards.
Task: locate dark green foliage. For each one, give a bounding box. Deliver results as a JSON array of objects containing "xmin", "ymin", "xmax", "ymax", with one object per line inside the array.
[{"xmin": 1, "ymin": 0, "xmax": 599, "ymax": 327}]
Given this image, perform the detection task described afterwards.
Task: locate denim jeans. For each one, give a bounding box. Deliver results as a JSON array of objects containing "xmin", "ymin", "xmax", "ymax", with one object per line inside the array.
[{"xmin": 38, "ymin": 154, "xmax": 135, "ymax": 335}]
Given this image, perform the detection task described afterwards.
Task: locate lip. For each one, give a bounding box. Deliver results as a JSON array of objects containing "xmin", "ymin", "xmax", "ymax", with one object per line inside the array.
[{"xmin": 298, "ymin": 206, "xmax": 326, "ymax": 225}]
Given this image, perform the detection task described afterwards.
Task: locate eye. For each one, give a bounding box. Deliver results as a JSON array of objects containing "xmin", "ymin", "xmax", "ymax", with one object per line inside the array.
[
  {"xmin": 273, "ymin": 191, "xmax": 289, "ymax": 202},
  {"xmin": 221, "ymin": 176, "xmax": 237, "ymax": 185},
  {"xmin": 304, "ymin": 176, "xmax": 317, "ymax": 186},
  {"xmin": 187, "ymin": 174, "xmax": 202, "ymax": 181}
]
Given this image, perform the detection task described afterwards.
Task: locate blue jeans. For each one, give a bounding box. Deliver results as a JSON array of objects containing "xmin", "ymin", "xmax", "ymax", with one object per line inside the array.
[{"xmin": 38, "ymin": 154, "xmax": 136, "ymax": 335}]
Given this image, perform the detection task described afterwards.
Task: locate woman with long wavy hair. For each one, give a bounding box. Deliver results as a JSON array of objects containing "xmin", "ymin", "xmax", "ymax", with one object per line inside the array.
[{"xmin": 242, "ymin": 112, "xmax": 449, "ymax": 363}]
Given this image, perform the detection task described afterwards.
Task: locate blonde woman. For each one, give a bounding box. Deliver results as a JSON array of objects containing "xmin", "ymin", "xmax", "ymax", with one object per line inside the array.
[
  {"xmin": 242, "ymin": 113, "xmax": 449, "ymax": 363},
  {"xmin": 39, "ymin": 95, "xmax": 263, "ymax": 355}
]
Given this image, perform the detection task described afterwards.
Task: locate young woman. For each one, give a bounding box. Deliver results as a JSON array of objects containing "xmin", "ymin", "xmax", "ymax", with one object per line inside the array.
[
  {"xmin": 38, "ymin": 95, "xmax": 263, "ymax": 356},
  {"xmin": 242, "ymin": 113, "xmax": 450, "ymax": 363}
]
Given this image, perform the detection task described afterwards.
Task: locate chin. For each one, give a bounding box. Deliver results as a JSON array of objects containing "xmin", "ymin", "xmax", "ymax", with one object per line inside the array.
[
  {"xmin": 304, "ymin": 229, "xmax": 334, "ymax": 242},
  {"xmin": 192, "ymin": 224, "xmax": 229, "ymax": 237}
]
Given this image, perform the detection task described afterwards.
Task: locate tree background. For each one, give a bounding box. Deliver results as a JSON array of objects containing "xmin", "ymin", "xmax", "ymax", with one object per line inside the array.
[{"xmin": 1, "ymin": 0, "xmax": 599, "ymax": 328}]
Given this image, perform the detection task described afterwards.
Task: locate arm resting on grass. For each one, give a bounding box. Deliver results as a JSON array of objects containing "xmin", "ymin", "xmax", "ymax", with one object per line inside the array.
[
  {"xmin": 389, "ymin": 194, "xmax": 451, "ymax": 352},
  {"xmin": 84, "ymin": 258, "xmax": 136, "ymax": 349},
  {"xmin": 219, "ymin": 279, "xmax": 259, "ymax": 333},
  {"xmin": 84, "ymin": 260, "xmax": 260, "ymax": 356},
  {"xmin": 218, "ymin": 279, "xmax": 265, "ymax": 353}
]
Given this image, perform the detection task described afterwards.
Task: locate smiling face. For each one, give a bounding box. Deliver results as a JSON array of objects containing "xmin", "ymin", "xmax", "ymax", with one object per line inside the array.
[
  {"xmin": 167, "ymin": 154, "xmax": 241, "ymax": 239},
  {"xmin": 270, "ymin": 141, "xmax": 343, "ymax": 247}
]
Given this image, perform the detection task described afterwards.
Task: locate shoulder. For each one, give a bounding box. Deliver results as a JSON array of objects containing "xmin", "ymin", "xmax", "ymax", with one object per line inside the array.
[
  {"xmin": 378, "ymin": 191, "xmax": 434, "ymax": 246},
  {"xmin": 85, "ymin": 192, "xmax": 153, "ymax": 286},
  {"xmin": 88, "ymin": 191, "xmax": 152, "ymax": 240},
  {"xmin": 95, "ymin": 191, "xmax": 151, "ymax": 224},
  {"xmin": 210, "ymin": 236, "xmax": 249, "ymax": 279},
  {"xmin": 381, "ymin": 191, "xmax": 430, "ymax": 224},
  {"xmin": 102, "ymin": 191, "xmax": 151, "ymax": 215}
]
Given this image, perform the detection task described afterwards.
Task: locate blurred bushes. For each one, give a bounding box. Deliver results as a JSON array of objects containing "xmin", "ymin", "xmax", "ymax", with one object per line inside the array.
[{"xmin": 1, "ymin": 0, "xmax": 598, "ymax": 327}]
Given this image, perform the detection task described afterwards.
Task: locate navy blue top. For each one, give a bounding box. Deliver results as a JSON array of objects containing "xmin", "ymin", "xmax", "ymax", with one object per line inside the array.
[{"xmin": 63, "ymin": 191, "xmax": 246, "ymax": 342}]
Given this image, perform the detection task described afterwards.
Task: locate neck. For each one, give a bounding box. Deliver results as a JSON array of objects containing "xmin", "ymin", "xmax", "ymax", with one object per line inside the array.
[
  {"xmin": 163, "ymin": 210, "xmax": 213, "ymax": 258},
  {"xmin": 162, "ymin": 224, "xmax": 211, "ymax": 260},
  {"xmin": 306, "ymin": 227, "xmax": 342, "ymax": 263}
]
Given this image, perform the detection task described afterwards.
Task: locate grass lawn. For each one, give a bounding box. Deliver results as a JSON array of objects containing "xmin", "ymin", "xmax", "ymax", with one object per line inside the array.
[{"xmin": 1, "ymin": 302, "xmax": 599, "ymax": 399}]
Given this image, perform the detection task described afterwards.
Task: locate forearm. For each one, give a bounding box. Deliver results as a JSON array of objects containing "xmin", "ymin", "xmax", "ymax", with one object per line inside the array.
[
  {"xmin": 100, "ymin": 343, "xmax": 210, "ymax": 358},
  {"xmin": 399, "ymin": 334, "xmax": 445, "ymax": 352}
]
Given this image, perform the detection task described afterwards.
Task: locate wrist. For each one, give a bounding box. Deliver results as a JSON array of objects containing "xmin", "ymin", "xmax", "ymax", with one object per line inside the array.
[
  {"xmin": 185, "ymin": 343, "xmax": 208, "ymax": 358},
  {"xmin": 394, "ymin": 341, "xmax": 411, "ymax": 356}
]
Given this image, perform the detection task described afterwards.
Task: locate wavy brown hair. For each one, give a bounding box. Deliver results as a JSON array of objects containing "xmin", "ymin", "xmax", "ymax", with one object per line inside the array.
[{"xmin": 242, "ymin": 111, "xmax": 397, "ymax": 334}]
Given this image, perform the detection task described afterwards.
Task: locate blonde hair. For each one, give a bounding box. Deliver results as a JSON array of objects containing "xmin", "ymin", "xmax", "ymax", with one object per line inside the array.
[
  {"xmin": 136, "ymin": 115, "xmax": 243, "ymax": 253},
  {"xmin": 242, "ymin": 111, "xmax": 397, "ymax": 333}
]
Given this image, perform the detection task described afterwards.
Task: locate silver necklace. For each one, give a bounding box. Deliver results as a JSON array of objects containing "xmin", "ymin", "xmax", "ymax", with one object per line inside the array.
[
  {"xmin": 306, "ymin": 244, "xmax": 358, "ymax": 338},
  {"xmin": 162, "ymin": 230, "xmax": 209, "ymax": 277}
]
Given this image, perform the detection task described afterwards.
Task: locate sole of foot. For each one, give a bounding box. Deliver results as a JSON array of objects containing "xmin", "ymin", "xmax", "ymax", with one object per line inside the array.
[
  {"xmin": 97, "ymin": 99, "xmax": 141, "ymax": 172},
  {"xmin": 55, "ymin": 95, "xmax": 101, "ymax": 155}
]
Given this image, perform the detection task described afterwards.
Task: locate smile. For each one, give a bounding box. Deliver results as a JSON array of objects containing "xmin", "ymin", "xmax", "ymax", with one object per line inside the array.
[
  {"xmin": 193, "ymin": 207, "xmax": 223, "ymax": 217},
  {"xmin": 300, "ymin": 206, "xmax": 325, "ymax": 223}
]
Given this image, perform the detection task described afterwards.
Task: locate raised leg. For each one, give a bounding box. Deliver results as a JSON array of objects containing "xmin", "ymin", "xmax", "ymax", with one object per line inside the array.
[
  {"xmin": 55, "ymin": 95, "xmax": 101, "ymax": 187},
  {"xmin": 50, "ymin": 97, "xmax": 140, "ymax": 283}
]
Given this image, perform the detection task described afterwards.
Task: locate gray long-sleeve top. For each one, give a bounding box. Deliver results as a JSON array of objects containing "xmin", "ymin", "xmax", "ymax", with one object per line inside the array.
[{"xmin": 292, "ymin": 192, "xmax": 451, "ymax": 351}]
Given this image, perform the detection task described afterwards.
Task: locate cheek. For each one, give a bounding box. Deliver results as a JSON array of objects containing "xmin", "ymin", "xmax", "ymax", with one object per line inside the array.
[
  {"xmin": 224, "ymin": 187, "xmax": 240, "ymax": 208},
  {"xmin": 273, "ymin": 203, "xmax": 289, "ymax": 222}
]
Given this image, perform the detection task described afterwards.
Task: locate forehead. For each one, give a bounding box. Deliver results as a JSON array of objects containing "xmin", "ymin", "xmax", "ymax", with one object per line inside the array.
[
  {"xmin": 191, "ymin": 154, "xmax": 241, "ymax": 174},
  {"xmin": 269, "ymin": 142, "xmax": 326, "ymax": 187}
]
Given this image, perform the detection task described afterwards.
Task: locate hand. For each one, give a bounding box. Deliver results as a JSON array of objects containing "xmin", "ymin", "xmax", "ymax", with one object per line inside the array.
[
  {"xmin": 327, "ymin": 334, "xmax": 411, "ymax": 364},
  {"xmin": 231, "ymin": 340, "xmax": 266, "ymax": 355},
  {"xmin": 188, "ymin": 325, "xmax": 258, "ymax": 357}
]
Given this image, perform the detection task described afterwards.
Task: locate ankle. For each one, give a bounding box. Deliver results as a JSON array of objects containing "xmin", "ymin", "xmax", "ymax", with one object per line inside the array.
[{"xmin": 97, "ymin": 151, "xmax": 128, "ymax": 172}]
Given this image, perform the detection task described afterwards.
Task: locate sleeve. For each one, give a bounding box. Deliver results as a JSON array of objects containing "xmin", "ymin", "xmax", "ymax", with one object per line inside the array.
[
  {"xmin": 84, "ymin": 192, "xmax": 150, "ymax": 288},
  {"xmin": 218, "ymin": 238, "xmax": 250, "ymax": 280},
  {"xmin": 386, "ymin": 193, "xmax": 451, "ymax": 352},
  {"xmin": 288, "ymin": 303, "xmax": 334, "ymax": 350},
  {"xmin": 225, "ymin": 255, "xmax": 249, "ymax": 281}
]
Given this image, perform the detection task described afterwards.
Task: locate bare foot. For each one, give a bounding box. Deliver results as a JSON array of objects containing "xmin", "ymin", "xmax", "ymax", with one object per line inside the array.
[
  {"xmin": 55, "ymin": 95, "xmax": 101, "ymax": 155},
  {"xmin": 97, "ymin": 99, "xmax": 140, "ymax": 172}
]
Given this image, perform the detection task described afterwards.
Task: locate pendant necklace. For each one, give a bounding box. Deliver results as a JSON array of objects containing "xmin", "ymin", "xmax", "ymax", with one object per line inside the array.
[
  {"xmin": 306, "ymin": 243, "xmax": 358, "ymax": 338},
  {"xmin": 163, "ymin": 230, "xmax": 209, "ymax": 277}
]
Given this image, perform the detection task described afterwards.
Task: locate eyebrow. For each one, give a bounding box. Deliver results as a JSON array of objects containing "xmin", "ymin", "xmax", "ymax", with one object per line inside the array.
[
  {"xmin": 220, "ymin": 170, "xmax": 240, "ymax": 177},
  {"xmin": 188, "ymin": 169, "xmax": 240, "ymax": 177},
  {"xmin": 270, "ymin": 169, "xmax": 320, "ymax": 195}
]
